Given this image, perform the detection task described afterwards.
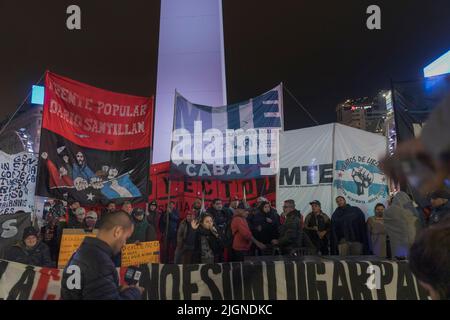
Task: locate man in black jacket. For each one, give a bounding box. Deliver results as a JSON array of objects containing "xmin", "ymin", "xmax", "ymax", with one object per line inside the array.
[
  {"xmin": 6, "ymin": 226, "xmax": 53, "ymax": 267},
  {"xmin": 330, "ymin": 196, "xmax": 369, "ymax": 256},
  {"xmin": 61, "ymin": 210, "xmax": 143, "ymax": 300}
]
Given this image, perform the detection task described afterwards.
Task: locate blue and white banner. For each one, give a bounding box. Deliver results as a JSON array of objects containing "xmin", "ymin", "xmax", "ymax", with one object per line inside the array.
[
  {"xmin": 170, "ymin": 85, "xmax": 283, "ymax": 180},
  {"xmin": 277, "ymin": 124, "xmax": 389, "ymax": 217}
]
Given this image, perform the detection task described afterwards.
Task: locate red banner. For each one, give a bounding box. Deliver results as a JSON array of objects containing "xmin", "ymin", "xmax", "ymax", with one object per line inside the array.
[
  {"xmin": 149, "ymin": 162, "xmax": 276, "ymax": 220},
  {"xmin": 36, "ymin": 71, "xmax": 154, "ymax": 204},
  {"xmin": 42, "ymin": 71, "xmax": 154, "ymax": 151}
]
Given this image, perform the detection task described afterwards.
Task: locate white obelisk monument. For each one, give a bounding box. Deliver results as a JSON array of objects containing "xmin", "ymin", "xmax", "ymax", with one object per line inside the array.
[{"xmin": 153, "ymin": 0, "xmax": 227, "ymax": 163}]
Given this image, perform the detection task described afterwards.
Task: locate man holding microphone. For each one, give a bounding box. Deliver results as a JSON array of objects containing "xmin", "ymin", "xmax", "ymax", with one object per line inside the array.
[{"xmin": 61, "ymin": 210, "xmax": 144, "ymax": 300}]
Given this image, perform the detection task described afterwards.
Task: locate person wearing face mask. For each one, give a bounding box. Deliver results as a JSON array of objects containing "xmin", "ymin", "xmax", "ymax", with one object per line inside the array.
[
  {"xmin": 127, "ymin": 208, "xmax": 156, "ymax": 243},
  {"xmin": 6, "ymin": 226, "xmax": 53, "ymax": 267},
  {"xmin": 61, "ymin": 210, "xmax": 143, "ymax": 300},
  {"xmin": 83, "ymin": 211, "xmax": 98, "ymax": 232}
]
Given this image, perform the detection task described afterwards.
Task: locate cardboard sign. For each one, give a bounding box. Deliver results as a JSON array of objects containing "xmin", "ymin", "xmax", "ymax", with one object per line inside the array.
[
  {"xmin": 57, "ymin": 229, "xmax": 97, "ymax": 268},
  {"xmin": 121, "ymin": 241, "xmax": 160, "ymax": 267}
]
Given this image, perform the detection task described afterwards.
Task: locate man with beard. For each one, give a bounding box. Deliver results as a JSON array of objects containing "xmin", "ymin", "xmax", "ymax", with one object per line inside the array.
[
  {"xmin": 331, "ymin": 196, "xmax": 369, "ymax": 256},
  {"xmin": 61, "ymin": 211, "xmax": 143, "ymax": 300},
  {"xmin": 72, "ymin": 151, "xmax": 96, "ymax": 191}
]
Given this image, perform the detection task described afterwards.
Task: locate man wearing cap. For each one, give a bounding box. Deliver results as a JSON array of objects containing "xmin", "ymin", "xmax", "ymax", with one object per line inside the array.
[
  {"xmin": 429, "ymin": 190, "xmax": 450, "ymax": 225},
  {"xmin": 146, "ymin": 200, "xmax": 160, "ymax": 234},
  {"xmin": 6, "ymin": 226, "xmax": 53, "ymax": 267},
  {"xmin": 128, "ymin": 208, "xmax": 156, "ymax": 243},
  {"xmin": 304, "ymin": 200, "xmax": 331, "ymax": 255},
  {"xmin": 84, "ymin": 211, "xmax": 98, "ymax": 232}
]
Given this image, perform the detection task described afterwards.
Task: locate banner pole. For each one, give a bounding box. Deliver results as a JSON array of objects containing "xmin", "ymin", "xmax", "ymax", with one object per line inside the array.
[
  {"xmin": 164, "ymin": 179, "xmax": 171, "ymax": 263},
  {"xmin": 331, "ymin": 123, "xmax": 337, "ymax": 215}
]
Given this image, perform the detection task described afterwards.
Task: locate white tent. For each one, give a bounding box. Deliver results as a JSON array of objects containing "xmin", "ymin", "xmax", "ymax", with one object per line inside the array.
[{"xmin": 277, "ymin": 123, "xmax": 389, "ymax": 218}]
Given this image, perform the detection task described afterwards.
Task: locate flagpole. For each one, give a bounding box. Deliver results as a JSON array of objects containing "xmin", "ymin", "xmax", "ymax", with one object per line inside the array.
[{"xmin": 164, "ymin": 179, "xmax": 171, "ymax": 263}]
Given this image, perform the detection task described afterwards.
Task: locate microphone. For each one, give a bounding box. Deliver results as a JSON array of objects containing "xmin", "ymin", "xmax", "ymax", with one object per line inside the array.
[{"xmin": 124, "ymin": 266, "xmax": 142, "ymax": 286}]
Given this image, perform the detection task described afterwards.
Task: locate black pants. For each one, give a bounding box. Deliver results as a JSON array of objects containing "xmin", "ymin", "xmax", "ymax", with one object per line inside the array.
[
  {"xmin": 231, "ymin": 249, "xmax": 250, "ymax": 262},
  {"xmin": 305, "ymin": 230, "xmax": 329, "ymax": 255}
]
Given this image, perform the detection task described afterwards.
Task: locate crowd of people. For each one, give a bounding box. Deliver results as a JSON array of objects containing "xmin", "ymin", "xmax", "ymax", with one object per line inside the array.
[{"xmin": 4, "ymin": 188, "xmax": 450, "ymax": 269}]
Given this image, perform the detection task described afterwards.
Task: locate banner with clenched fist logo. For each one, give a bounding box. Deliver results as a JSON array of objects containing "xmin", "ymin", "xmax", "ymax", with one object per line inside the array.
[
  {"xmin": 35, "ymin": 72, "xmax": 154, "ymax": 204},
  {"xmin": 277, "ymin": 123, "xmax": 388, "ymax": 217}
]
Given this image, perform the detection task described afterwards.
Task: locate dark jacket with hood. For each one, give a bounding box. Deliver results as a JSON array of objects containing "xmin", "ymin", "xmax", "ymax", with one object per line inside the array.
[
  {"xmin": 128, "ymin": 216, "xmax": 157, "ymax": 243},
  {"xmin": 61, "ymin": 237, "xmax": 141, "ymax": 300},
  {"xmin": 330, "ymin": 204, "xmax": 369, "ymax": 255},
  {"xmin": 247, "ymin": 207, "xmax": 280, "ymax": 244},
  {"xmin": 6, "ymin": 240, "xmax": 53, "ymax": 267}
]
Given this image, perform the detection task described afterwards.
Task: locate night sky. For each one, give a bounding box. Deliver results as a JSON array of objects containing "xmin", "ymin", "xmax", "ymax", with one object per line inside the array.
[{"xmin": 0, "ymin": 0, "xmax": 449, "ymax": 130}]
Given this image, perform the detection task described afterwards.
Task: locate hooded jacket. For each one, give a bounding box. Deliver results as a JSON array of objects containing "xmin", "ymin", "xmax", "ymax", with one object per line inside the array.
[
  {"xmin": 384, "ymin": 191, "xmax": 422, "ymax": 258},
  {"xmin": 128, "ymin": 217, "xmax": 156, "ymax": 243},
  {"xmin": 247, "ymin": 207, "xmax": 280, "ymax": 245},
  {"xmin": 6, "ymin": 240, "xmax": 53, "ymax": 268}
]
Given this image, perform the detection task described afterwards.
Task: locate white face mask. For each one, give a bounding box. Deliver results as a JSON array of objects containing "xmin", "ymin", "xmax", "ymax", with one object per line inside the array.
[{"xmin": 85, "ymin": 218, "xmax": 97, "ymax": 228}]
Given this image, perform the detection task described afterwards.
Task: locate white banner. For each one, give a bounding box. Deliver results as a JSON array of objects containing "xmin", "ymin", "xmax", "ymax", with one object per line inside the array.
[
  {"xmin": 277, "ymin": 124, "xmax": 334, "ymax": 215},
  {"xmin": 0, "ymin": 151, "xmax": 37, "ymax": 214},
  {"xmin": 277, "ymin": 124, "xmax": 388, "ymax": 218}
]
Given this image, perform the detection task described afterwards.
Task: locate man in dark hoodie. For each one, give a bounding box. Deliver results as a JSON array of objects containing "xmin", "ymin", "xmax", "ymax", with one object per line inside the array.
[
  {"xmin": 146, "ymin": 200, "xmax": 160, "ymax": 235},
  {"xmin": 128, "ymin": 208, "xmax": 156, "ymax": 243},
  {"xmin": 6, "ymin": 226, "xmax": 53, "ymax": 267},
  {"xmin": 61, "ymin": 210, "xmax": 143, "ymax": 300},
  {"xmin": 330, "ymin": 196, "xmax": 369, "ymax": 256}
]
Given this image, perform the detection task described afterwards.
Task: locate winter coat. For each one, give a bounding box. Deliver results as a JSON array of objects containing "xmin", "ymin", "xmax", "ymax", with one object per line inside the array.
[
  {"xmin": 185, "ymin": 226, "xmax": 224, "ymax": 264},
  {"xmin": 206, "ymin": 207, "xmax": 233, "ymax": 244},
  {"xmin": 247, "ymin": 208, "xmax": 280, "ymax": 244},
  {"xmin": 278, "ymin": 211, "xmax": 315, "ymax": 254},
  {"xmin": 6, "ymin": 240, "xmax": 53, "ymax": 268},
  {"xmin": 61, "ymin": 237, "xmax": 141, "ymax": 300},
  {"xmin": 384, "ymin": 191, "xmax": 422, "ymax": 258},
  {"xmin": 231, "ymin": 211, "xmax": 253, "ymax": 251},
  {"xmin": 330, "ymin": 204, "xmax": 369, "ymax": 255},
  {"xmin": 128, "ymin": 218, "xmax": 156, "ymax": 243},
  {"xmin": 159, "ymin": 209, "xmax": 180, "ymax": 241}
]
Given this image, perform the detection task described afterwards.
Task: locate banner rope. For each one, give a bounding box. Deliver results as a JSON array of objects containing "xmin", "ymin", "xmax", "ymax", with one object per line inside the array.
[
  {"xmin": 283, "ymin": 85, "xmax": 320, "ymax": 126},
  {"xmin": 0, "ymin": 71, "xmax": 46, "ymax": 137}
]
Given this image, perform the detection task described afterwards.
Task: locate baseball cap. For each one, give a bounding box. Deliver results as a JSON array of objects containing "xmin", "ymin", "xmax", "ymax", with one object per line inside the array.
[
  {"xmin": 86, "ymin": 211, "xmax": 98, "ymax": 219},
  {"xmin": 309, "ymin": 200, "xmax": 321, "ymax": 207}
]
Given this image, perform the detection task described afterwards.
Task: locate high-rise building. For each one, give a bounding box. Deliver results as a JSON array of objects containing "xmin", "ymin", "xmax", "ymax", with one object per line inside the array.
[{"xmin": 336, "ymin": 90, "xmax": 389, "ymax": 136}]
